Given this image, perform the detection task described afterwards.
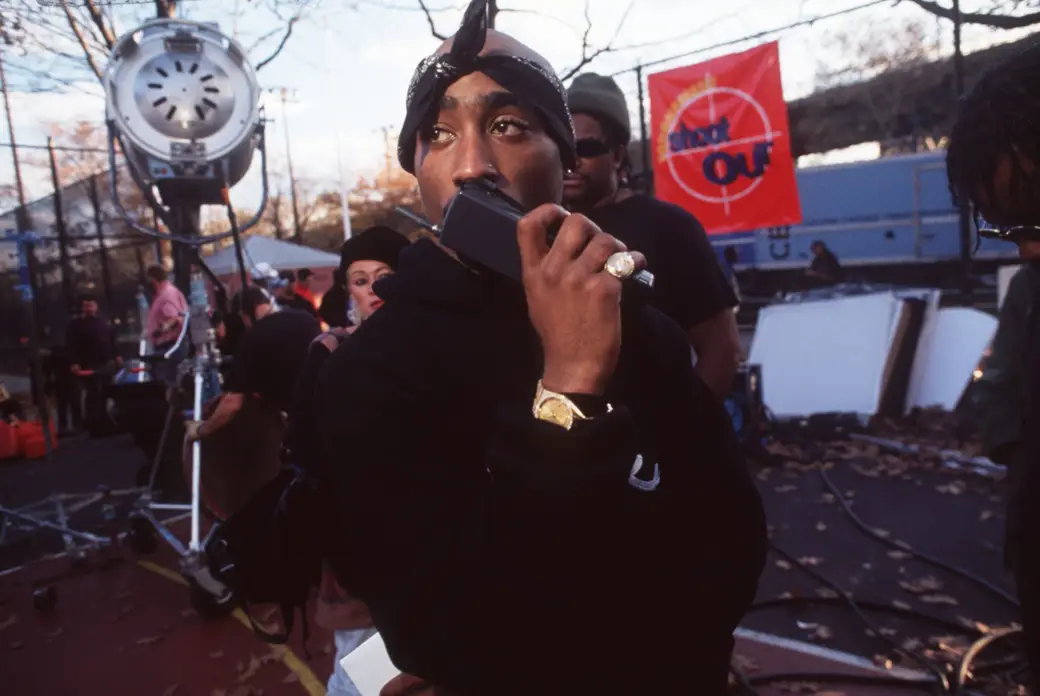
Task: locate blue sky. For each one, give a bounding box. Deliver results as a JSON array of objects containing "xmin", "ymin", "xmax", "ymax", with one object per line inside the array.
[{"xmin": 3, "ymin": 0, "xmax": 1032, "ymax": 215}]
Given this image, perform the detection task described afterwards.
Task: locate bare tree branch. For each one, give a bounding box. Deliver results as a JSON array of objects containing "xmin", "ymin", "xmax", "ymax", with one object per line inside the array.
[
  {"xmin": 417, "ymin": 0, "xmax": 449, "ymax": 40},
  {"xmin": 558, "ymin": 0, "xmax": 636, "ymax": 82},
  {"xmin": 59, "ymin": 1, "xmax": 104, "ymax": 82},
  {"xmin": 254, "ymin": 16, "xmax": 299, "ymax": 71},
  {"xmin": 903, "ymin": 0, "xmax": 1040, "ymax": 29},
  {"xmin": 83, "ymin": 0, "xmax": 116, "ymax": 49}
]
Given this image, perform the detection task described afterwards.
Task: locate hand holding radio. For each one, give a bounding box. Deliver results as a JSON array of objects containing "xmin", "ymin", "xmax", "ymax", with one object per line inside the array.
[{"xmin": 517, "ymin": 204, "xmax": 646, "ymax": 397}]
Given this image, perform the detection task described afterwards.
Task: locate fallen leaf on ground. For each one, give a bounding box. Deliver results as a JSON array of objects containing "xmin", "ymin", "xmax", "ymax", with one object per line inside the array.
[
  {"xmin": 0, "ymin": 615, "xmax": 16, "ymax": 632},
  {"xmin": 812, "ymin": 625, "xmax": 833, "ymax": 641},
  {"xmin": 45, "ymin": 628, "xmax": 63, "ymax": 640},
  {"xmin": 136, "ymin": 636, "xmax": 162, "ymax": 646},
  {"xmin": 732, "ymin": 653, "xmax": 760, "ymax": 673},
  {"xmin": 893, "ymin": 600, "xmax": 913, "ymax": 611},
  {"xmin": 979, "ymin": 510, "xmax": 994, "ymax": 522},
  {"xmin": 238, "ymin": 654, "xmax": 263, "ymax": 682},
  {"xmin": 893, "ymin": 539, "xmax": 913, "ymax": 550},
  {"xmin": 920, "ymin": 594, "xmax": 958, "ymax": 606},
  {"xmin": 887, "ymin": 550, "xmax": 912, "ymax": 560},
  {"xmin": 901, "ymin": 637, "xmax": 922, "ymax": 652},
  {"xmin": 845, "ymin": 490, "xmax": 856, "ymax": 498},
  {"xmin": 900, "ymin": 576, "xmax": 944, "ymax": 594},
  {"xmin": 162, "ymin": 686, "xmax": 179, "ymax": 696},
  {"xmin": 936, "ymin": 481, "xmax": 966, "ymax": 495},
  {"xmin": 209, "ymin": 650, "xmax": 224, "ymax": 659},
  {"xmin": 776, "ymin": 591, "xmax": 794, "ymax": 600},
  {"xmin": 815, "ymin": 521, "xmax": 828, "ymax": 532},
  {"xmin": 774, "ymin": 485, "xmax": 797, "ymax": 493},
  {"xmin": 282, "ymin": 673, "xmax": 300, "ymax": 684},
  {"xmin": 775, "ymin": 559, "xmax": 792, "ymax": 571},
  {"xmin": 879, "ymin": 627, "xmax": 897, "ymax": 637},
  {"xmin": 798, "ymin": 556, "xmax": 823, "ymax": 566},
  {"xmin": 180, "ymin": 609, "xmax": 197, "ymax": 619},
  {"xmin": 820, "ymin": 493, "xmax": 836, "ymax": 504},
  {"xmin": 873, "ymin": 654, "xmax": 894, "ymax": 669},
  {"xmin": 873, "ymin": 528, "xmax": 891, "ymax": 538},
  {"xmin": 816, "ymin": 588, "xmax": 839, "ymax": 599}
]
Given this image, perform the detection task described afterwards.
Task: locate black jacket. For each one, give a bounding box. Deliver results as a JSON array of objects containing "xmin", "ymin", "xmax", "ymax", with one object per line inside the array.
[{"xmin": 315, "ymin": 239, "xmax": 767, "ymax": 695}]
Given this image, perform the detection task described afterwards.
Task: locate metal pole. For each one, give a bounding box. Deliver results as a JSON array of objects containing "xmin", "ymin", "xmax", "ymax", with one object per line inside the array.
[
  {"xmin": 635, "ymin": 65, "xmax": 651, "ymax": 196},
  {"xmin": 279, "ymin": 88, "xmax": 303, "ymax": 242},
  {"xmin": 47, "ymin": 137, "xmax": 76, "ymax": 313},
  {"xmin": 170, "ymin": 206, "xmax": 200, "ymax": 296},
  {"xmin": 88, "ymin": 175, "xmax": 116, "ymax": 311},
  {"xmin": 0, "ymin": 48, "xmax": 30, "ymax": 234},
  {"xmin": 952, "ymin": 0, "xmax": 973, "ymax": 305}
]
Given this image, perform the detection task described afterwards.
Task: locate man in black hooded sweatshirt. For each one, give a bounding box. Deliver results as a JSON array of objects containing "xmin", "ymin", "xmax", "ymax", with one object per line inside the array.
[{"xmin": 314, "ymin": 4, "xmax": 766, "ymax": 694}]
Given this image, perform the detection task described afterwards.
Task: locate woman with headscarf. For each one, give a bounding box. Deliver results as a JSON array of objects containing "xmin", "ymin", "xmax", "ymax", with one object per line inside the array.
[{"xmin": 285, "ymin": 225, "xmax": 410, "ymax": 696}]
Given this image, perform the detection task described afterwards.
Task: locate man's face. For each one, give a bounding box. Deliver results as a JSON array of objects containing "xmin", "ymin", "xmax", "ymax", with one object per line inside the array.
[
  {"xmin": 413, "ymin": 38, "xmax": 564, "ymax": 225},
  {"xmin": 80, "ymin": 300, "xmax": 98, "ymax": 317},
  {"xmin": 976, "ymin": 153, "xmax": 1040, "ymax": 261},
  {"xmin": 563, "ymin": 113, "xmax": 622, "ymax": 210}
]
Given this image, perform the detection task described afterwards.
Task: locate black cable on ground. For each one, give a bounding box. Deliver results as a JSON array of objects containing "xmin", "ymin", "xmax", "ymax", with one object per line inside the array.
[
  {"xmin": 768, "ymin": 539, "xmax": 950, "ymax": 693},
  {"xmin": 953, "ymin": 627, "xmax": 1024, "ymax": 695},
  {"xmin": 818, "ymin": 461, "xmax": 1019, "ymax": 607}
]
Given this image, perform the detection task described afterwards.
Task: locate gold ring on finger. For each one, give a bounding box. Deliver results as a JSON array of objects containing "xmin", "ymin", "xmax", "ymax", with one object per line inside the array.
[{"xmin": 603, "ymin": 251, "xmax": 636, "ymax": 281}]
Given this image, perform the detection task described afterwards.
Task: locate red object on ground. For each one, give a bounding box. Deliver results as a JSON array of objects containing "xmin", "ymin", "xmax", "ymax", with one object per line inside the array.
[{"xmin": 14, "ymin": 421, "xmax": 57, "ymax": 458}]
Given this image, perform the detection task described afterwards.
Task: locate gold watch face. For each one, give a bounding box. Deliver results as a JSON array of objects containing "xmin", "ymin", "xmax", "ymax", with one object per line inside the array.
[{"xmin": 536, "ymin": 396, "xmax": 574, "ymax": 429}]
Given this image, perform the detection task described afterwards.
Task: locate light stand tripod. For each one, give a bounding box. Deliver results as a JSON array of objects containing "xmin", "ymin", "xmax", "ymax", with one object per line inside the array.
[{"xmin": 101, "ymin": 17, "xmax": 267, "ymax": 615}]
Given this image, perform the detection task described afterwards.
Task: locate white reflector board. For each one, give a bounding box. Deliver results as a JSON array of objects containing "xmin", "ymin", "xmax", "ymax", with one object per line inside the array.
[
  {"xmin": 749, "ymin": 293, "xmax": 905, "ymax": 418},
  {"xmin": 905, "ymin": 307, "xmax": 997, "ymax": 411}
]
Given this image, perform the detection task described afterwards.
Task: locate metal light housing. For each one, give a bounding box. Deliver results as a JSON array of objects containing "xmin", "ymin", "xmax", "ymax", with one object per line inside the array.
[{"xmin": 104, "ymin": 19, "xmax": 261, "ymax": 205}]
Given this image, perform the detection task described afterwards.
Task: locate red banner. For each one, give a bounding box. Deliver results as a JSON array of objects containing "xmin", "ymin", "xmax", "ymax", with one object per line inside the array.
[{"xmin": 648, "ymin": 41, "xmax": 802, "ymax": 235}]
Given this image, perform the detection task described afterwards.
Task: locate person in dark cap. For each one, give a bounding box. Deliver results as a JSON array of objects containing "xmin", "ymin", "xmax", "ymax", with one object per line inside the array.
[
  {"xmin": 315, "ymin": 3, "xmax": 765, "ymax": 694},
  {"xmin": 564, "ymin": 72, "xmax": 741, "ymax": 398},
  {"xmin": 287, "ymin": 225, "xmax": 410, "ymax": 696}
]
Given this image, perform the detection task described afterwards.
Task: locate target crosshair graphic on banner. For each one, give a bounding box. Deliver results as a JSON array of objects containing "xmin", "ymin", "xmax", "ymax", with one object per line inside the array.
[{"xmin": 664, "ymin": 79, "xmax": 786, "ymax": 217}]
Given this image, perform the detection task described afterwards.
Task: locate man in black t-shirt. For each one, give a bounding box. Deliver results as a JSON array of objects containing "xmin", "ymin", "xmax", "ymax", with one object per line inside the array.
[
  {"xmin": 564, "ymin": 73, "xmax": 741, "ymax": 397},
  {"xmin": 185, "ymin": 286, "xmax": 320, "ymax": 443}
]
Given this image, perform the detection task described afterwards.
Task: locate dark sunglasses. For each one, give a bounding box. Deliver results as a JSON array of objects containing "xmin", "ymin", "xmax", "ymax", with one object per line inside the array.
[{"xmin": 575, "ymin": 138, "xmax": 612, "ymax": 159}]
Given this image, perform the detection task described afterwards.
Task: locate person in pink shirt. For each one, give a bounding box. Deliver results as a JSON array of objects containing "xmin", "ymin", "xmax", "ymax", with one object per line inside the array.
[{"xmin": 145, "ymin": 264, "xmax": 188, "ymax": 385}]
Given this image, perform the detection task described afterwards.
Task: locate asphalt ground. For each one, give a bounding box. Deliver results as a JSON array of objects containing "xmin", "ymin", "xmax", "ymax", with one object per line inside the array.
[{"xmin": 0, "ymin": 410, "xmax": 1029, "ymax": 694}]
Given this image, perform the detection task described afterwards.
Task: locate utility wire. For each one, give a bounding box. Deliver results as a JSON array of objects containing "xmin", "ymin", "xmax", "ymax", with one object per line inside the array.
[{"xmin": 610, "ymin": 0, "xmax": 891, "ymax": 76}]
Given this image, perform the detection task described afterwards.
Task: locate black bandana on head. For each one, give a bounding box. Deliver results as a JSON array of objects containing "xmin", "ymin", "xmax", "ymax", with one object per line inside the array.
[{"xmin": 397, "ymin": 0, "xmax": 576, "ymax": 175}]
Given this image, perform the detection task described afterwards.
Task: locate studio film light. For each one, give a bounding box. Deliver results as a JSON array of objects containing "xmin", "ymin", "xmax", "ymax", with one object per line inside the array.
[{"xmin": 104, "ymin": 19, "xmax": 262, "ymax": 206}]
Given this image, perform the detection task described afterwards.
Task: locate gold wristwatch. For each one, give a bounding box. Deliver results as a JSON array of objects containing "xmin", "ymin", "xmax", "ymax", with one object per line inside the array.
[{"xmin": 532, "ymin": 381, "xmax": 600, "ymax": 431}]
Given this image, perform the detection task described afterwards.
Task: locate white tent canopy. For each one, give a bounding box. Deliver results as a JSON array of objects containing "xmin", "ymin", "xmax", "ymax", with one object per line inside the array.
[{"xmin": 203, "ymin": 235, "xmax": 339, "ymax": 276}]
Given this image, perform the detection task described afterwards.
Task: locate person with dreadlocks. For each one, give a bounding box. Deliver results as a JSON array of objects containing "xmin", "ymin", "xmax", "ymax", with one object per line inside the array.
[
  {"xmin": 314, "ymin": 2, "xmax": 766, "ymax": 694},
  {"xmin": 946, "ymin": 40, "xmax": 1040, "ymax": 687},
  {"xmin": 563, "ymin": 72, "xmax": 741, "ymax": 398}
]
